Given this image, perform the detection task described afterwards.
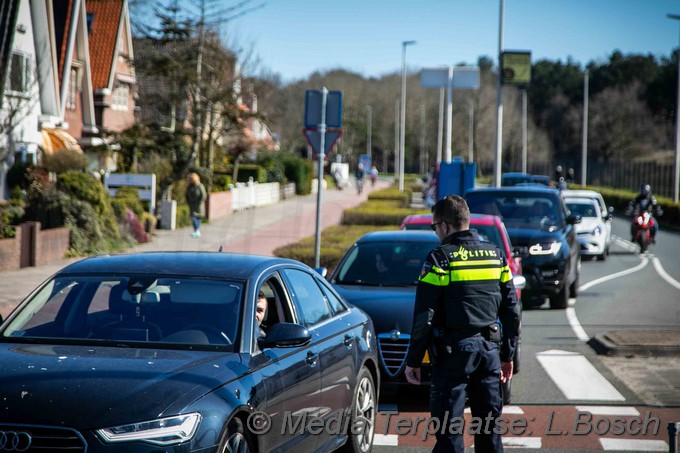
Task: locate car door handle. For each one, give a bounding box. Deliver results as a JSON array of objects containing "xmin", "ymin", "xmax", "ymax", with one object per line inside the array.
[
  {"xmin": 305, "ymin": 351, "xmax": 318, "ymax": 366},
  {"xmin": 343, "ymin": 335, "xmax": 354, "ymax": 348}
]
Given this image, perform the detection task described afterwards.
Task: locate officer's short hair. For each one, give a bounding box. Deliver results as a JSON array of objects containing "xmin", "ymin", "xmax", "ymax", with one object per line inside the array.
[{"xmin": 432, "ymin": 195, "xmax": 470, "ymax": 230}]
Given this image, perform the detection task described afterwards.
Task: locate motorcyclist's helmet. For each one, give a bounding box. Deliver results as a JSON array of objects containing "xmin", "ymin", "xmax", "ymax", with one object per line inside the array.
[{"xmin": 640, "ymin": 184, "xmax": 651, "ymax": 197}]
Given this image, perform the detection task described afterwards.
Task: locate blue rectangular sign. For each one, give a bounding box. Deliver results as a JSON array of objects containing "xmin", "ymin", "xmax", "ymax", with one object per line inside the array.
[{"xmin": 304, "ymin": 90, "xmax": 343, "ymax": 128}]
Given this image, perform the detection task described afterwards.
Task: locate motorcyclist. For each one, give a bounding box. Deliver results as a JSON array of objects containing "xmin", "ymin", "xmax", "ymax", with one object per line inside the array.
[{"xmin": 626, "ymin": 184, "xmax": 663, "ymax": 244}]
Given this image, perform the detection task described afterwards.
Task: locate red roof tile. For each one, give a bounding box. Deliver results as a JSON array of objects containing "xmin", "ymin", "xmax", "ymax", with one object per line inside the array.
[{"xmin": 86, "ymin": 0, "xmax": 124, "ymax": 90}]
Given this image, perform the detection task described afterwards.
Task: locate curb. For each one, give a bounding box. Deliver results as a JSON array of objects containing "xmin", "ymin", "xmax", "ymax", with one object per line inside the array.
[{"xmin": 588, "ymin": 330, "xmax": 680, "ymax": 357}]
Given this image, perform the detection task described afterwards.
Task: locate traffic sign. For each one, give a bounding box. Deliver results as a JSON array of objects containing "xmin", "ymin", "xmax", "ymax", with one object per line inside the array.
[
  {"xmin": 305, "ymin": 90, "xmax": 343, "ymax": 128},
  {"xmin": 303, "ymin": 127, "xmax": 343, "ymax": 156}
]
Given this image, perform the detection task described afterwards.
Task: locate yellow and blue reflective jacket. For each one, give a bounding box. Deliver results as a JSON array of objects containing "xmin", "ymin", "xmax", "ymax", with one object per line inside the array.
[{"xmin": 406, "ymin": 230, "xmax": 520, "ymax": 366}]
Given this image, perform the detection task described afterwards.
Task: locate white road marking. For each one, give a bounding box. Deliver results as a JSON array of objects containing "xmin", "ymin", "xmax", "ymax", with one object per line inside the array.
[
  {"xmin": 579, "ymin": 254, "xmax": 649, "ymax": 292},
  {"xmin": 464, "ymin": 405, "xmax": 523, "ymax": 414},
  {"xmin": 566, "ymin": 250, "xmax": 649, "ymax": 342},
  {"xmin": 575, "ymin": 406, "xmax": 640, "ymax": 416},
  {"xmin": 566, "ymin": 306, "xmax": 590, "ymax": 341},
  {"xmin": 536, "ymin": 350, "xmax": 625, "ymax": 401},
  {"xmin": 652, "ymin": 256, "xmax": 680, "ymax": 290},
  {"xmin": 503, "ymin": 437, "xmax": 542, "ymax": 448},
  {"xmin": 373, "ymin": 434, "xmax": 399, "ymax": 446},
  {"xmin": 599, "ymin": 438, "xmax": 668, "ymax": 451}
]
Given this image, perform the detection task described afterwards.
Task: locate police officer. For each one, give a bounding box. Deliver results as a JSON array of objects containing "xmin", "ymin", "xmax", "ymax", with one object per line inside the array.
[{"xmin": 404, "ymin": 195, "xmax": 520, "ymax": 453}]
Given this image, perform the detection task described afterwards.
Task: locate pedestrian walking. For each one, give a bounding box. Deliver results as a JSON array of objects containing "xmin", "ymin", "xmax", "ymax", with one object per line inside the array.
[
  {"xmin": 404, "ymin": 195, "xmax": 520, "ymax": 452},
  {"xmin": 185, "ymin": 172, "xmax": 207, "ymax": 238}
]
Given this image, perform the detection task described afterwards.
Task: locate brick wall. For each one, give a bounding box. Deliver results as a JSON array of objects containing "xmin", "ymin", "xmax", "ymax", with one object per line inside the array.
[
  {"xmin": 0, "ymin": 227, "xmax": 22, "ymax": 272},
  {"xmin": 0, "ymin": 223, "xmax": 69, "ymax": 271},
  {"xmin": 35, "ymin": 226, "xmax": 70, "ymax": 266},
  {"xmin": 207, "ymin": 191, "xmax": 232, "ymax": 220}
]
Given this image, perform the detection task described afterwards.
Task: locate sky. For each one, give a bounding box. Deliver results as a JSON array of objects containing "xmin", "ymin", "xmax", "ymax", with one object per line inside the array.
[{"xmin": 224, "ymin": 0, "xmax": 680, "ymax": 83}]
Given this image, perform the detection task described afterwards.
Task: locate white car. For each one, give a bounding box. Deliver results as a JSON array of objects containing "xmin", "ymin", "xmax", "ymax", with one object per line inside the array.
[
  {"xmin": 562, "ymin": 189, "xmax": 613, "ymax": 242},
  {"xmin": 565, "ymin": 197, "xmax": 610, "ymax": 260}
]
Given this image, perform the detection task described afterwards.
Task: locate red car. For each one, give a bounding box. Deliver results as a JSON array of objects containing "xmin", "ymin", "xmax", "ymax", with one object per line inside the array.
[{"xmin": 400, "ymin": 213, "xmax": 524, "ymax": 299}]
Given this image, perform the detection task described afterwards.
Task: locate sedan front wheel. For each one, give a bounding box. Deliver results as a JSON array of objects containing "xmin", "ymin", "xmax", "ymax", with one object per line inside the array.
[{"xmin": 342, "ymin": 367, "xmax": 376, "ymax": 453}]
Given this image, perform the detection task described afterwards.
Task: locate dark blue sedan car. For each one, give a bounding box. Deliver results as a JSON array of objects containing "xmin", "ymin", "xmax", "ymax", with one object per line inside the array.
[{"xmin": 0, "ymin": 252, "xmax": 379, "ymax": 452}]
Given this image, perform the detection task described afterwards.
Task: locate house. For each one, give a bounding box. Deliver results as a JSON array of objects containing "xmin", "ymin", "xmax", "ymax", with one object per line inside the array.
[
  {"xmin": 86, "ymin": 0, "xmax": 137, "ymax": 172},
  {"xmin": 0, "ymin": 0, "xmax": 98, "ymax": 199},
  {"xmin": 0, "ymin": 0, "xmax": 45, "ymax": 199}
]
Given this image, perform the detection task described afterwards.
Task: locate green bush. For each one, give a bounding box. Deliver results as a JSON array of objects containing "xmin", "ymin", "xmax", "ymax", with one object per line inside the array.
[
  {"xmin": 237, "ymin": 164, "xmax": 266, "ymax": 183},
  {"xmin": 42, "ymin": 149, "xmax": 90, "ymax": 174},
  {"xmin": 283, "ymin": 154, "xmax": 314, "ymax": 195},
  {"xmin": 56, "ymin": 171, "xmax": 119, "ymax": 239},
  {"xmin": 367, "ymin": 188, "xmax": 411, "ymax": 208},
  {"xmin": 212, "ymin": 173, "xmax": 233, "ymax": 191},
  {"xmin": 111, "ymin": 187, "xmax": 145, "ymax": 218},
  {"xmin": 273, "ymin": 225, "xmax": 397, "ymax": 271}
]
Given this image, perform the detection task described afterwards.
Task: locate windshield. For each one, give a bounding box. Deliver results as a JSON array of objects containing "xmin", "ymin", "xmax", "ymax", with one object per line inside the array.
[
  {"xmin": 566, "ymin": 200, "xmax": 599, "ymax": 218},
  {"xmin": 466, "ymin": 193, "xmax": 564, "ymax": 229},
  {"xmin": 1, "ymin": 276, "xmax": 242, "ymax": 349},
  {"xmin": 334, "ymin": 240, "xmax": 438, "ymax": 286}
]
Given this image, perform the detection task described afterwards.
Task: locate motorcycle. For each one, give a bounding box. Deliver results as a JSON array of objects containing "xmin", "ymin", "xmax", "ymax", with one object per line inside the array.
[
  {"xmin": 626, "ymin": 199, "xmax": 662, "ymax": 254},
  {"xmin": 631, "ymin": 211, "xmax": 653, "ymax": 253}
]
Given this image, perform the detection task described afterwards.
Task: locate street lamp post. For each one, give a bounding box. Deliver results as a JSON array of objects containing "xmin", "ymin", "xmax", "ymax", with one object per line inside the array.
[
  {"xmin": 400, "ymin": 40, "xmax": 416, "ymax": 192},
  {"xmin": 366, "ymin": 105, "xmax": 372, "ymax": 161},
  {"xmin": 668, "ymin": 14, "xmax": 680, "ymax": 203},
  {"xmin": 493, "ymin": 0, "xmax": 505, "ymax": 187}
]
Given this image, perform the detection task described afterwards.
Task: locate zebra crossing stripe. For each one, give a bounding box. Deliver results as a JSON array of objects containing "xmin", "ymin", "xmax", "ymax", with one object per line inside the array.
[
  {"xmin": 503, "ymin": 437, "xmax": 542, "ymax": 448},
  {"xmin": 599, "ymin": 438, "xmax": 668, "ymax": 451},
  {"xmin": 373, "ymin": 434, "xmax": 399, "ymax": 446},
  {"xmin": 575, "ymin": 406, "xmax": 640, "ymax": 416},
  {"xmin": 536, "ymin": 350, "xmax": 625, "ymax": 401}
]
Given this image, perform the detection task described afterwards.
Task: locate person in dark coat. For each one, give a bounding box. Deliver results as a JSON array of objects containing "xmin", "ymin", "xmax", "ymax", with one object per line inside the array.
[{"xmin": 185, "ymin": 172, "xmax": 207, "ymax": 238}]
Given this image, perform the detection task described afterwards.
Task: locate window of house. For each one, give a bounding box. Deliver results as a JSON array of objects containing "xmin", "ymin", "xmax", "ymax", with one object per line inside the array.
[
  {"xmin": 112, "ymin": 83, "xmax": 129, "ymax": 110},
  {"xmin": 66, "ymin": 68, "xmax": 78, "ymax": 110},
  {"xmin": 7, "ymin": 52, "xmax": 31, "ymax": 95}
]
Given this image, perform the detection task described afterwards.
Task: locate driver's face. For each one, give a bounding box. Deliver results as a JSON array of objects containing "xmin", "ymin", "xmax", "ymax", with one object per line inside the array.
[{"xmin": 256, "ymin": 297, "xmax": 267, "ymax": 326}]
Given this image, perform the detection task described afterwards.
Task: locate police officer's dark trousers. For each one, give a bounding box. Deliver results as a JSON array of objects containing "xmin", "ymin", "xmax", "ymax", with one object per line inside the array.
[{"xmin": 430, "ymin": 335, "xmax": 503, "ymax": 453}]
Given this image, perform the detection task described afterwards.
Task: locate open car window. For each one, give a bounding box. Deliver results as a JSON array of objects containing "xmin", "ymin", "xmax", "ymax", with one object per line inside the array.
[{"xmin": 1, "ymin": 276, "xmax": 243, "ymax": 349}]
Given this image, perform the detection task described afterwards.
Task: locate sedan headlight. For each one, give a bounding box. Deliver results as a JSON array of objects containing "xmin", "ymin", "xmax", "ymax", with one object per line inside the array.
[
  {"xmin": 96, "ymin": 413, "xmax": 201, "ymax": 446},
  {"xmin": 528, "ymin": 242, "xmax": 562, "ymax": 256}
]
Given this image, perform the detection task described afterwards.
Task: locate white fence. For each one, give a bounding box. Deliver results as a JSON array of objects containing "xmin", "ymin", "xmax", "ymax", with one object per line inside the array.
[{"xmin": 230, "ymin": 179, "xmax": 282, "ymax": 212}]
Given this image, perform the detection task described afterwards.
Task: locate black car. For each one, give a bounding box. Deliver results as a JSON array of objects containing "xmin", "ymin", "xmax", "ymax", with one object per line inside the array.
[
  {"xmin": 327, "ymin": 231, "xmax": 523, "ymax": 404},
  {"xmin": 0, "ymin": 252, "xmax": 379, "ymax": 453},
  {"xmin": 465, "ymin": 187, "xmax": 581, "ymax": 309}
]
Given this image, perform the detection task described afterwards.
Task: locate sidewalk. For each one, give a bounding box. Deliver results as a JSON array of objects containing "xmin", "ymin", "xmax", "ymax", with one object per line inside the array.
[{"xmin": 0, "ymin": 179, "xmax": 391, "ymax": 318}]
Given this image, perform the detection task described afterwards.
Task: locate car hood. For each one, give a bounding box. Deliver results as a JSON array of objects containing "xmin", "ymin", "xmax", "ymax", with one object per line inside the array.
[
  {"xmin": 334, "ymin": 285, "xmax": 415, "ymax": 334},
  {"xmin": 506, "ymin": 227, "xmax": 566, "ymax": 246},
  {"xmin": 0, "ymin": 342, "xmax": 243, "ymax": 428},
  {"xmin": 574, "ymin": 218, "xmax": 601, "ymax": 234}
]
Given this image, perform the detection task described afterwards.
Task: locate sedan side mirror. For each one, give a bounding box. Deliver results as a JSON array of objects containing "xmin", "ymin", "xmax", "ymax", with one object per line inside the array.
[
  {"xmin": 259, "ymin": 322, "xmax": 311, "ymax": 348},
  {"xmin": 314, "ymin": 267, "xmax": 328, "ymax": 278},
  {"xmin": 567, "ymin": 213, "xmax": 581, "ymax": 225},
  {"xmin": 605, "ymin": 206, "xmax": 614, "ymax": 221}
]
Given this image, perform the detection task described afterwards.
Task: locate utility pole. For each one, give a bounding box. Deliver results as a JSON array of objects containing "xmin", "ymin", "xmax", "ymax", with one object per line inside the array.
[
  {"xmin": 400, "ymin": 40, "xmax": 416, "ymax": 191},
  {"xmin": 366, "ymin": 105, "xmax": 372, "ymax": 160},
  {"xmin": 581, "ymin": 71, "xmax": 589, "ymax": 188},
  {"xmin": 493, "ymin": 0, "xmax": 505, "ymax": 187}
]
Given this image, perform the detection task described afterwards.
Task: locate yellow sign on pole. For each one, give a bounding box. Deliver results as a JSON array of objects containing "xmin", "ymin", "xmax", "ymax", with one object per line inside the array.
[{"xmin": 501, "ymin": 51, "xmax": 531, "ymax": 85}]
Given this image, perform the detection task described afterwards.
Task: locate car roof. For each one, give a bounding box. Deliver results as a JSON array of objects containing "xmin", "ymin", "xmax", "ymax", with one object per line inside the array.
[
  {"xmin": 466, "ymin": 186, "xmax": 560, "ymax": 195},
  {"xmin": 355, "ymin": 230, "xmax": 439, "ymax": 243},
  {"xmin": 402, "ymin": 213, "xmax": 500, "ymax": 225},
  {"xmin": 58, "ymin": 252, "xmax": 305, "ymax": 279},
  {"xmin": 502, "ymin": 172, "xmax": 530, "ymax": 177},
  {"xmin": 561, "ymin": 189, "xmax": 603, "ymax": 199},
  {"xmin": 564, "ymin": 197, "xmax": 597, "ymax": 205}
]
